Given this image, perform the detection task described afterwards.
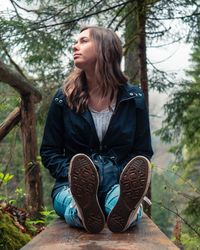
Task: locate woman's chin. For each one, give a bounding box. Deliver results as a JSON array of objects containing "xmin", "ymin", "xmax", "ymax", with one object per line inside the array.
[{"xmin": 74, "ymin": 62, "xmax": 84, "ymax": 70}]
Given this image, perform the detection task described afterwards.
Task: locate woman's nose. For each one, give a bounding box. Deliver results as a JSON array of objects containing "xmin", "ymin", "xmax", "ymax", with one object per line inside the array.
[{"xmin": 73, "ymin": 43, "xmax": 79, "ymax": 51}]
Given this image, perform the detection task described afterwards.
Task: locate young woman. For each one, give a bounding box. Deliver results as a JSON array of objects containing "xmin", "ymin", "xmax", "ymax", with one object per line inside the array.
[{"xmin": 40, "ymin": 26, "xmax": 153, "ymax": 234}]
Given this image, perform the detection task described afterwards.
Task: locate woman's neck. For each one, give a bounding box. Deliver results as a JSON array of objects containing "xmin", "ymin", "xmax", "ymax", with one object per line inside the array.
[
  {"xmin": 85, "ymin": 70, "xmax": 104, "ymax": 97},
  {"xmin": 85, "ymin": 70, "xmax": 96, "ymax": 93},
  {"xmin": 84, "ymin": 69, "xmax": 118, "ymax": 111}
]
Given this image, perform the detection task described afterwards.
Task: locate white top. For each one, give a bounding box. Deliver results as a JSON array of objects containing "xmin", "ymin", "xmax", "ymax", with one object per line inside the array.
[{"xmin": 89, "ymin": 103, "xmax": 116, "ymax": 143}]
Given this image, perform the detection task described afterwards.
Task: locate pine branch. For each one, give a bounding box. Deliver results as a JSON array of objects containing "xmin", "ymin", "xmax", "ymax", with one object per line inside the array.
[
  {"xmin": 147, "ymin": 58, "xmax": 176, "ymax": 86},
  {"xmin": 107, "ymin": 2, "xmax": 129, "ymax": 28},
  {"xmin": 114, "ymin": 3, "xmax": 137, "ymax": 32},
  {"xmin": 2, "ymin": 46, "xmax": 27, "ymax": 80},
  {"xmin": 148, "ymin": 12, "xmax": 200, "ymax": 21},
  {"xmin": 6, "ymin": 0, "xmax": 133, "ymax": 36},
  {"xmin": 33, "ymin": 6, "xmax": 72, "ymax": 25}
]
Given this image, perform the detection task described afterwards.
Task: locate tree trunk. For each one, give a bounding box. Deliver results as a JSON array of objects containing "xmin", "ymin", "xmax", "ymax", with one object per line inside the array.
[
  {"xmin": 124, "ymin": 0, "xmax": 151, "ymax": 216},
  {"xmin": 137, "ymin": 1, "xmax": 151, "ymax": 216},
  {"xmin": 124, "ymin": 3, "xmax": 140, "ymax": 83},
  {"xmin": 138, "ymin": 1, "xmax": 149, "ymax": 107},
  {"xmin": 20, "ymin": 94, "xmax": 43, "ymax": 217}
]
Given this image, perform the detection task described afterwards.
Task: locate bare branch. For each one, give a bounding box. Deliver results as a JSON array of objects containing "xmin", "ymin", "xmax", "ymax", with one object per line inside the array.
[
  {"xmin": 155, "ymin": 165, "xmax": 200, "ymax": 195},
  {"xmin": 147, "ymin": 36, "xmax": 184, "ymax": 48},
  {"xmin": 10, "ymin": 0, "xmax": 22, "ymax": 19},
  {"xmin": 154, "ymin": 201, "xmax": 200, "ymax": 237},
  {"xmin": 148, "ymin": 12, "xmax": 200, "ymax": 21},
  {"xmin": 9, "ymin": 0, "xmax": 39, "ymax": 13}
]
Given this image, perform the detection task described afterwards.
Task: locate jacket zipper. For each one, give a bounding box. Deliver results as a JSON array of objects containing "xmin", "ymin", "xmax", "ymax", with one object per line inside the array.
[{"xmin": 99, "ymin": 95, "xmax": 136, "ymax": 151}]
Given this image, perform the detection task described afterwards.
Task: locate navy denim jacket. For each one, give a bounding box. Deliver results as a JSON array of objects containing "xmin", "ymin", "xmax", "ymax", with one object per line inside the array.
[{"xmin": 40, "ymin": 83, "xmax": 153, "ymax": 200}]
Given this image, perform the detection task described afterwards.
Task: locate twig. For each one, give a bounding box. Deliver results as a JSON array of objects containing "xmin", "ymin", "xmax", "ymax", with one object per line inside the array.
[
  {"xmin": 9, "ymin": 0, "xmax": 39, "ymax": 13},
  {"xmin": 154, "ymin": 201, "xmax": 200, "ymax": 237},
  {"xmin": 147, "ymin": 36, "xmax": 184, "ymax": 48}
]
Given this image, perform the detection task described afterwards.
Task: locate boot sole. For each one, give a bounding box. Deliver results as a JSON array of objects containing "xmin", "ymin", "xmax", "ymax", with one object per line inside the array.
[
  {"xmin": 69, "ymin": 154, "xmax": 105, "ymax": 233},
  {"xmin": 107, "ymin": 156, "xmax": 151, "ymax": 233}
]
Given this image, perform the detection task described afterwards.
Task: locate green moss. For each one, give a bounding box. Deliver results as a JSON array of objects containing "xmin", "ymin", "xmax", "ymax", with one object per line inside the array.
[{"xmin": 0, "ymin": 211, "xmax": 31, "ymax": 250}]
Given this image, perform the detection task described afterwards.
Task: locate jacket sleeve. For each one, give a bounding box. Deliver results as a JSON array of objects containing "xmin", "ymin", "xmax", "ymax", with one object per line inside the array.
[
  {"xmin": 40, "ymin": 89, "xmax": 70, "ymax": 179},
  {"xmin": 132, "ymin": 92, "xmax": 154, "ymax": 160}
]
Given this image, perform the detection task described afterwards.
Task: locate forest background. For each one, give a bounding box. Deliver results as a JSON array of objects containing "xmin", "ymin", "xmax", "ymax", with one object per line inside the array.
[{"xmin": 0, "ymin": 0, "xmax": 199, "ymax": 249}]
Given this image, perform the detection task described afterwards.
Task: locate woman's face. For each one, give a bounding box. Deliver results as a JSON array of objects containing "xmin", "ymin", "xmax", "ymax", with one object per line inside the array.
[{"xmin": 73, "ymin": 29, "xmax": 97, "ymax": 70}]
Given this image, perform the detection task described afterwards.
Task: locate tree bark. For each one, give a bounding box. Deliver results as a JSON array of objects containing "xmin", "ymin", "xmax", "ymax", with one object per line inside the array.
[
  {"xmin": 124, "ymin": 1, "xmax": 151, "ymax": 216},
  {"xmin": 20, "ymin": 94, "xmax": 43, "ymax": 217},
  {"xmin": 124, "ymin": 3, "xmax": 140, "ymax": 83},
  {"xmin": 138, "ymin": 1, "xmax": 149, "ymax": 107},
  {"xmin": 0, "ymin": 107, "xmax": 21, "ymax": 141},
  {"xmin": 137, "ymin": 1, "xmax": 151, "ymax": 216}
]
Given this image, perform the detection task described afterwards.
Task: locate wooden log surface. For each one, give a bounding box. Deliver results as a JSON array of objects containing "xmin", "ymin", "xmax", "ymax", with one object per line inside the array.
[
  {"xmin": 21, "ymin": 214, "xmax": 179, "ymax": 250},
  {"xmin": 0, "ymin": 60, "xmax": 42, "ymax": 103},
  {"xmin": 0, "ymin": 107, "xmax": 21, "ymax": 141}
]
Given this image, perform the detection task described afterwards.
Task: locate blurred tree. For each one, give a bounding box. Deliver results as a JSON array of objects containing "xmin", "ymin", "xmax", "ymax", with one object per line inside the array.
[{"xmin": 156, "ymin": 40, "xmax": 200, "ymax": 247}]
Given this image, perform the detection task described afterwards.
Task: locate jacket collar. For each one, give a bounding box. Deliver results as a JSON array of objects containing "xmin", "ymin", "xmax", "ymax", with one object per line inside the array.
[
  {"xmin": 80, "ymin": 83, "xmax": 141, "ymax": 132},
  {"xmin": 117, "ymin": 83, "xmax": 141, "ymax": 104}
]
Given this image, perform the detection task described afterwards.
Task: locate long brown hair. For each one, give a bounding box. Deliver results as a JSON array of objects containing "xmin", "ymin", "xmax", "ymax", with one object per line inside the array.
[{"xmin": 63, "ymin": 26, "xmax": 128, "ymax": 112}]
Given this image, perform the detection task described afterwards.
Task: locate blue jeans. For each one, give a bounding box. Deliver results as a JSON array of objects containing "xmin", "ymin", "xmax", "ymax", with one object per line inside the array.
[{"xmin": 53, "ymin": 184, "xmax": 143, "ymax": 230}]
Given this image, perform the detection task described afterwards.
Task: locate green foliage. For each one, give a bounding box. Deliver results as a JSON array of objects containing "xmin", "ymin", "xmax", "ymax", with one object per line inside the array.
[
  {"xmin": 156, "ymin": 41, "xmax": 200, "ymax": 248},
  {"xmin": 157, "ymin": 41, "xmax": 200, "ymax": 146},
  {"xmin": 152, "ymin": 170, "xmax": 175, "ymax": 237},
  {"xmin": 181, "ymin": 233, "xmax": 200, "ymax": 250},
  {"xmin": 0, "ymin": 84, "xmax": 21, "ymax": 120},
  {"xmin": 0, "ymin": 85, "xmax": 26, "ymax": 207},
  {"xmin": 25, "ymin": 207, "xmax": 57, "ymax": 227},
  {"xmin": 183, "ymin": 197, "xmax": 200, "ymax": 238},
  {"xmin": 40, "ymin": 208, "xmax": 57, "ymax": 226},
  {"xmin": 24, "ymin": 218, "xmax": 38, "ymax": 236},
  {"xmin": 0, "ymin": 211, "xmax": 31, "ymax": 250},
  {"xmin": 0, "ymin": 172, "xmax": 14, "ymax": 185}
]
